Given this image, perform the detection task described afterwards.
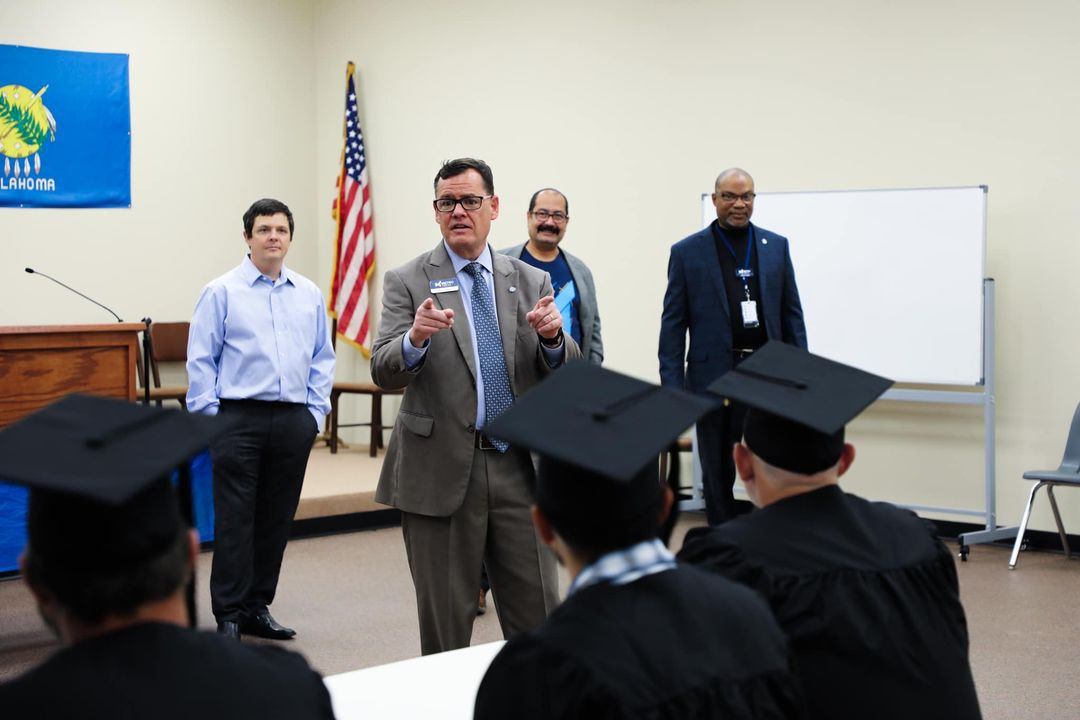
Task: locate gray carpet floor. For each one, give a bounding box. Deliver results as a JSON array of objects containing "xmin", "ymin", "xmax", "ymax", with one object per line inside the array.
[{"xmin": 2, "ymin": 515, "xmax": 1078, "ymax": 719}]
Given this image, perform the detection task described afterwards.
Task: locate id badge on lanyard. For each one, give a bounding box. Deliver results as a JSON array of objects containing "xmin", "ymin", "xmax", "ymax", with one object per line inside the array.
[{"xmin": 722, "ymin": 228, "xmax": 759, "ymax": 328}]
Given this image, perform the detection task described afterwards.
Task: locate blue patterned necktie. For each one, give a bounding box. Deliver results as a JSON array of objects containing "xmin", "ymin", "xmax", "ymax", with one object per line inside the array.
[{"xmin": 464, "ymin": 262, "xmax": 513, "ymax": 452}]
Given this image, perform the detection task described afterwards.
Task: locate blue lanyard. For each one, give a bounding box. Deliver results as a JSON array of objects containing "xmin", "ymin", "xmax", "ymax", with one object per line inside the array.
[{"xmin": 715, "ymin": 223, "xmax": 755, "ymax": 290}]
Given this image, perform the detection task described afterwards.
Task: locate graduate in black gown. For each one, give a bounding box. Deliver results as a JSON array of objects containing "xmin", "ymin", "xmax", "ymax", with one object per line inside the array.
[
  {"xmin": 474, "ymin": 363, "xmax": 805, "ymax": 720},
  {"xmin": 678, "ymin": 342, "xmax": 982, "ymax": 720},
  {"xmin": 0, "ymin": 396, "xmax": 335, "ymax": 720}
]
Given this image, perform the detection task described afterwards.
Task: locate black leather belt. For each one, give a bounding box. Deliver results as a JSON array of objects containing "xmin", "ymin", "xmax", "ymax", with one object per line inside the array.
[
  {"xmin": 219, "ymin": 399, "xmax": 305, "ymax": 410},
  {"xmin": 475, "ymin": 433, "xmax": 498, "ymax": 451}
]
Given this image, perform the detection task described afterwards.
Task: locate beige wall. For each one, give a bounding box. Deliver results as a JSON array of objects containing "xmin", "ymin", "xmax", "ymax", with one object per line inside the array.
[
  {"xmin": 2, "ymin": 0, "xmax": 317, "ymax": 326},
  {"xmin": 7, "ymin": 0, "xmax": 1080, "ymax": 534},
  {"xmin": 310, "ymin": 0, "xmax": 1080, "ymax": 535}
]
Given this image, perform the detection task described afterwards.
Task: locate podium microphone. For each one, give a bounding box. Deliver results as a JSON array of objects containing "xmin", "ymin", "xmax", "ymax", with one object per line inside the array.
[{"xmin": 25, "ymin": 267, "xmax": 124, "ymax": 322}]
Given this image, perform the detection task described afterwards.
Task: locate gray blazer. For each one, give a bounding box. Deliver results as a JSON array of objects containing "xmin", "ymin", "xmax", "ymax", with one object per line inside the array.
[
  {"xmin": 371, "ymin": 242, "xmax": 582, "ymax": 516},
  {"xmin": 499, "ymin": 243, "xmax": 603, "ymax": 365}
]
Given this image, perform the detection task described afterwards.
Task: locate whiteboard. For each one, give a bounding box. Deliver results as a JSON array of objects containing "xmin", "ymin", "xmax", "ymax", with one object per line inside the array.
[{"xmin": 701, "ymin": 186, "xmax": 987, "ymax": 385}]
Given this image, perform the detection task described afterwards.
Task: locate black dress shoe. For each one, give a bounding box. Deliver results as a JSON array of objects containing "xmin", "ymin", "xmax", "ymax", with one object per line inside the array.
[
  {"xmin": 240, "ymin": 611, "xmax": 296, "ymax": 640},
  {"xmin": 217, "ymin": 621, "xmax": 241, "ymax": 640}
]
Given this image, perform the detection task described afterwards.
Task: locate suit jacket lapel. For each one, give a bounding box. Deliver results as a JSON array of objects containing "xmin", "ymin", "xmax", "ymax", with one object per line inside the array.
[
  {"xmin": 703, "ymin": 224, "xmax": 731, "ymax": 319},
  {"xmin": 492, "ymin": 251, "xmax": 520, "ymax": 393},
  {"xmin": 425, "ymin": 243, "xmax": 477, "ymax": 383},
  {"xmin": 753, "ymin": 224, "xmax": 776, "ymax": 310},
  {"xmin": 565, "ymin": 252, "xmax": 593, "ymax": 347}
]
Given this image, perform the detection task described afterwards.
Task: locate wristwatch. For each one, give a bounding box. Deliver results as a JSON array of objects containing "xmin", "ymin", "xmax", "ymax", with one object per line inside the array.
[{"xmin": 539, "ymin": 329, "xmax": 564, "ymax": 348}]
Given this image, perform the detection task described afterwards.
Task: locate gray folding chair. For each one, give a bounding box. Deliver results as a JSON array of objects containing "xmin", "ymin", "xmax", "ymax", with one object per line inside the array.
[{"xmin": 1008, "ymin": 401, "xmax": 1080, "ymax": 569}]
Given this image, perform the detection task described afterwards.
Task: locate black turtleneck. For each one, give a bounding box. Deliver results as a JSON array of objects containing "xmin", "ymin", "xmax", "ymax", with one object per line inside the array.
[{"xmin": 711, "ymin": 221, "xmax": 768, "ymax": 350}]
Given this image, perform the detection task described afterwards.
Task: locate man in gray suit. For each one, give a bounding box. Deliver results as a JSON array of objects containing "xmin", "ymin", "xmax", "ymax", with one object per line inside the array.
[
  {"xmin": 371, "ymin": 158, "xmax": 581, "ymax": 655},
  {"xmin": 500, "ymin": 188, "xmax": 603, "ymax": 365}
]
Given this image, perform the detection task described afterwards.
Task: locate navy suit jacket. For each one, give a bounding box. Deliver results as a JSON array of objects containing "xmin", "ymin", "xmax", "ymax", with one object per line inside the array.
[{"xmin": 659, "ymin": 221, "xmax": 807, "ymax": 393}]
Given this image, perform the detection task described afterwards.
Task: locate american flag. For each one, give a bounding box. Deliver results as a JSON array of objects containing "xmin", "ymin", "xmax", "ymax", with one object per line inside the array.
[{"xmin": 330, "ymin": 62, "xmax": 376, "ymax": 356}]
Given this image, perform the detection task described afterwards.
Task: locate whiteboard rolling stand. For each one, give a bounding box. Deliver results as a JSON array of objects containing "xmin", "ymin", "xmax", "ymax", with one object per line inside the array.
[{"xmin": 881, "ymin": 278, "xmax": 1016, "ymax": 560}]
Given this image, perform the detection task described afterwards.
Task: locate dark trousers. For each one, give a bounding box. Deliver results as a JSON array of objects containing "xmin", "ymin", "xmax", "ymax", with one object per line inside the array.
[
  {"xmin": 695, "ymin": 399, "xmax": 749, "ymax": 526},
  {"xmin": 210, "ymin": 400, "xmax": 317, "ymax": 623}
]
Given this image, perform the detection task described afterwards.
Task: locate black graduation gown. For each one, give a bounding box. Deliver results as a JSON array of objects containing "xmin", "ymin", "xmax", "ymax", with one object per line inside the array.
[
  {"xmin": 474, "ymin": 564, "xmax": 804, "ymax": 719},
  {"xmin": 0, "ymin": 622, "xmax": 335, "ymax": 719},
  {"xmin": 678, "ymin": 485, "xmax": 982, "ymax": 720}
]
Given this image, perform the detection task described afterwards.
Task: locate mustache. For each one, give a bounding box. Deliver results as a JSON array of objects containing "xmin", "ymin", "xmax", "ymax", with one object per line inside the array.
[{"xmin": 538, "ymin": 224, "xmax": 560, "ymax": 234}]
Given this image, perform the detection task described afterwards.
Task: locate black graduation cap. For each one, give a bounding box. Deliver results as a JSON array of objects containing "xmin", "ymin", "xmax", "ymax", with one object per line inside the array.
[
  {"xmin": 0, "ymin": 394, "xmax": 226, "ymax": 572},
  {"xmin": 707, "ymin": 341, "xmax": 893, "ymax": 474},
  {"xmin": 488, "ymin": 362, "xmax": 718, "ymax": 547}
]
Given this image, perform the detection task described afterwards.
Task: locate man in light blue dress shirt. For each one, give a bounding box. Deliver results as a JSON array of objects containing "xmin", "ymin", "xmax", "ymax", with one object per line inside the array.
[{"xmin": 187, "ymin": 198, "xmax": 335, "ymax": 641}]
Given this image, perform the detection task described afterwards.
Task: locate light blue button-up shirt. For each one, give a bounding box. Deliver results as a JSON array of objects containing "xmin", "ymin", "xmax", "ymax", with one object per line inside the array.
[
  {"xmin": 186, "ymin": 255, "xmax": 335, "ymax": 426},
  {"xmin": 403, "ymin": 241, "xmax": 562, "ymax": 430}
]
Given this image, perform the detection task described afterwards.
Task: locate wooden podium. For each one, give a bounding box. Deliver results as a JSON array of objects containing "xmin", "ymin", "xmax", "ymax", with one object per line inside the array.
[{"xmin": 0, "ymin": 323, "xmax": 144, "ymax": 428}]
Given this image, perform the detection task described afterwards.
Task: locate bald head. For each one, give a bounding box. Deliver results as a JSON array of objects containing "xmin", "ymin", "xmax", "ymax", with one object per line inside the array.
[{"xmin": 714, "ymin": 167, "xmax": 753, "ymax": 189}]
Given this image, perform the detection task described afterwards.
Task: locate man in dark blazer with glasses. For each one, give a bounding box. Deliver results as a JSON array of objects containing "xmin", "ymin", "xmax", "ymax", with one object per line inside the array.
[{"xmin": 659, "ymin": 167, "xmax": 807, "ymax": 525}]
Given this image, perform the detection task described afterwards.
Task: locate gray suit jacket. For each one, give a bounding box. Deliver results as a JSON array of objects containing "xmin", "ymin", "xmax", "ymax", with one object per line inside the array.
[
  {"xmin": 499, "ymin": 243, "xmax": 603, "ymax": 365},
  {"xmin": 371, "ymin": 242, "xmax": 582, "ymax": 516}
]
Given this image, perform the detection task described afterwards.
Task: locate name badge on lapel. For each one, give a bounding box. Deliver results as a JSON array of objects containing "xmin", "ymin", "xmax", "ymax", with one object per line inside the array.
[{"xmin": 429, "ymin": 278, "xmax": 460, "ymax": 294}]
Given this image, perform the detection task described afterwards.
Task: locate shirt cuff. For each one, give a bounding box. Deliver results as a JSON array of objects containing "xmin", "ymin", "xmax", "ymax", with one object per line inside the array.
[
  {"xmin": 539, "ymin": 338, "xmax": 565, "ymax": 368},
  {"xmin": 402, "ymin": 332, "xmax": 429, "ymax": 370},
  {"xmin": 193, "ymin": 401, "xmax": 219, "ymax": 416}
]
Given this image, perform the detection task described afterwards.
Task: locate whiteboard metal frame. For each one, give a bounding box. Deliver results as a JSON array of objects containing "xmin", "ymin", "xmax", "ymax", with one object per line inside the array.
[{"xmin": 881, "ymin": 278, "xmax": 1016, "ymax": 556}]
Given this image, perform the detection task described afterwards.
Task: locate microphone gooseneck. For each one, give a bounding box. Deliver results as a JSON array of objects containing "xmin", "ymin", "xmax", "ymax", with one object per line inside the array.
[{"xmin": 25, "ymin": 267, "xmax": 124, "ymax": 322}]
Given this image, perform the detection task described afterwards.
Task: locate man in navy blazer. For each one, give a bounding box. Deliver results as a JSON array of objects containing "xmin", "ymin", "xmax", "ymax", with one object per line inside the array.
[{"xmin": 659, "ymin": 168, "xmax": 807, "ymax": 524}]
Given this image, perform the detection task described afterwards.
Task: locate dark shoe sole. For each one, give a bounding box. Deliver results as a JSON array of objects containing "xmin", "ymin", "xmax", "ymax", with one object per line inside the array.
[{"xmin": 240, "ymin": 616, "xmax": 296, "ymax": 640}]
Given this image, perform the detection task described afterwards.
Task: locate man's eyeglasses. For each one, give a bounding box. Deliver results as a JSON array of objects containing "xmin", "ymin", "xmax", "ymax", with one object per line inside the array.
[
  {"xmin": 718, "ymin": 191, "xmax": 756, "ymax": 204},
  {"xmin": 434, "ymin": 195, "xmax": 491, "ymax": 213},
  {"xmin": 531, "ymin": 210, "xmax": 568, "ymax": 223}
]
